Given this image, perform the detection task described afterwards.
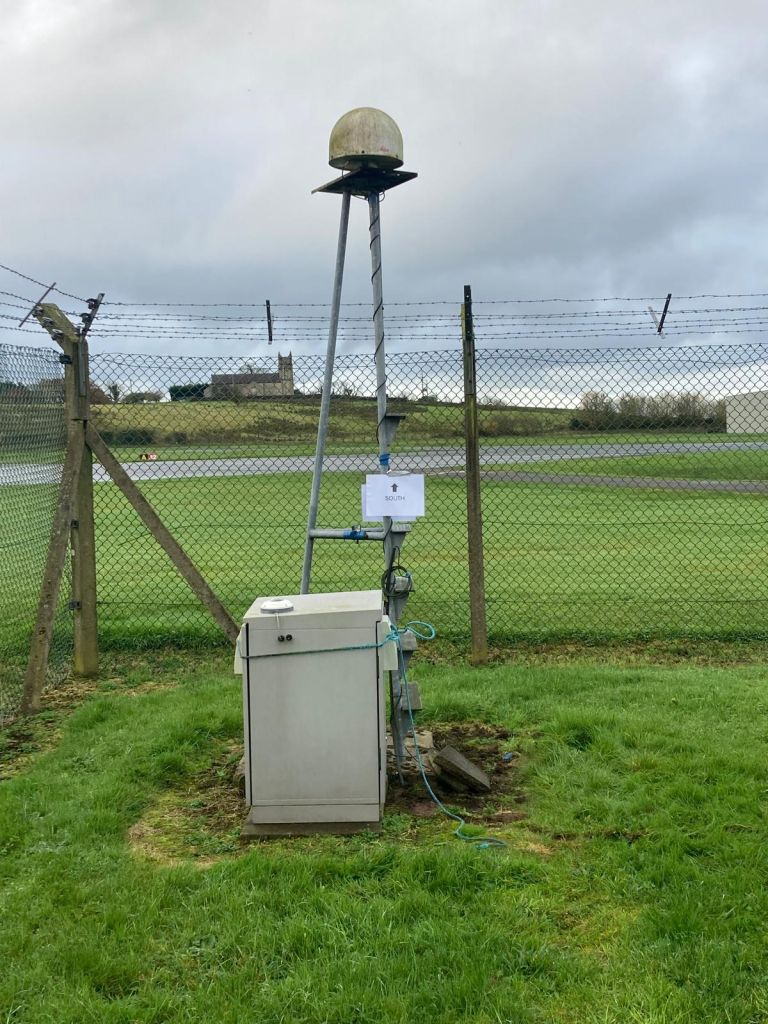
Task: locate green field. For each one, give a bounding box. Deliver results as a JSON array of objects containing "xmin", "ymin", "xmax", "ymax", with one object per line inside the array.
[
  {"xmin": 4, "ymin": 439, "xmax": 768, "ymax": 692},
  {"xmin": 89, "ymin": 397, "xmax": 574, "ymax": 448},
  {"xmin": 2, "ymin": 652, "xmax": 767, "ymax": 1022},
  {"xmin": 85, "ymin": 467, "xmax": 768, "ymax": 651}
]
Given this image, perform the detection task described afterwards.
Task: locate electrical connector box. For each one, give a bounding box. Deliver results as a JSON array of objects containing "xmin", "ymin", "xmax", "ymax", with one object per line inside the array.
[{"xmin": 236, "ymin": 590, "xmax": 390, "ymax": 836}]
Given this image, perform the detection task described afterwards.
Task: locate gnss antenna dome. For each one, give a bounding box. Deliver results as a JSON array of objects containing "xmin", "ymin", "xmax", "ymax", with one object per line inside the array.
[{"xmin": 328, "ymin": 107, "xmax": 404, "ymax": 171}]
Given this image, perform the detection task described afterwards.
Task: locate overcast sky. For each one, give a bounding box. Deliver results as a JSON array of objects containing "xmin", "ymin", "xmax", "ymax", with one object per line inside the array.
[{"xmin": 2, "ymin": 0, "xmax": 768, "ymax": 357}]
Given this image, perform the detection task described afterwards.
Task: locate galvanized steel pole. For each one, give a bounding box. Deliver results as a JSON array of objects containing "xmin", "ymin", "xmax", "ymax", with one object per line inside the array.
[
  {"xmin": 300, "ymin": 191, "xmax": 351, "ymax": 593},
  {"xmin": 368, "ymin": 190, "xmax": 410, "ymax": 765}
]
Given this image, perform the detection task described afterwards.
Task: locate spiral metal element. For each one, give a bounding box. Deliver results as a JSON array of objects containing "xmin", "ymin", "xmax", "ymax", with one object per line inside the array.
[{"xmin": 368, "ymin": 193, "xmax": 388, "ymax": 466}]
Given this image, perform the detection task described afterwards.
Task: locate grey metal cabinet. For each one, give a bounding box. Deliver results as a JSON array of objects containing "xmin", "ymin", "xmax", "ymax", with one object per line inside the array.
[{"xmin": 237, "ymin": 590, "xmax": 391, "ymax": 835}]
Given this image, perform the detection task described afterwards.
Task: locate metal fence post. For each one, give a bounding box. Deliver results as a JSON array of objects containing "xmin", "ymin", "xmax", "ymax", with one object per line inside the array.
[
  {"xmin": 461, "ymin": 284, "xmax": 489, "ymax": 664},
  {"xmin": 71, "ymin": 322, "xmax": 98, "ymax": 676}
]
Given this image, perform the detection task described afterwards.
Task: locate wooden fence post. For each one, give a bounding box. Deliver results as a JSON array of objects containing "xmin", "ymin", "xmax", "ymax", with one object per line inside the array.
[
  {"xmin": 34, "ymin": 303, "xmax": 99, "ymax": 677},
  {"xmin": 461, "ymin": 284, "xmax": 489, "ymax": 664}
]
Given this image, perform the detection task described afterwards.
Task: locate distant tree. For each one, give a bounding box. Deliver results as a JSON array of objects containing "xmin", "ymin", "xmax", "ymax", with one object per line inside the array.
[
  {"xmin": 107, "ymin": 382, "xmax": 122, "ymax": 404},
  {"xmin": 576, "ymin": 391, "xmax": 616, "ymax": 430},
  {"xmin": 89, "ymin": 382, "xmax": 110, "ymax": 405},
  {"xmin": 169, "ymin": 383, "xmax": 207, "ymax": 402},
  {"xmin": 123, "ymin": 391, "xmax": 163, "ymax": 404},
  {"xmin": 571, "ymin": 390, "xmax": 724, "ymax": 432}
]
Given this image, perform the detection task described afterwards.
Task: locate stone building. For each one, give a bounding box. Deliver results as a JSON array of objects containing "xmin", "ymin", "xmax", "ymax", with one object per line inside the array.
[{"xmin": 204, "ymin": 353, "xmax": 294, "ymax": 400}]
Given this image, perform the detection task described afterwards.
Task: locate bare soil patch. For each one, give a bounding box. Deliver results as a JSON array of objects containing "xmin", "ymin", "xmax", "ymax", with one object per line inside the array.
[
  {"xmin": 386, "ymin": 720, "xmax": 526, "ymax": 823},
  {"xmin": 127, "ymin": 721, "xmax": 529, "ymax": 864}
]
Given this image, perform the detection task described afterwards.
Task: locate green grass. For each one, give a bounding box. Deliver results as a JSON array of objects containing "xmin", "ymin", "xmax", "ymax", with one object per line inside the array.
[
  {"xmin": 86, "ymin": 395, "xmax": 750, "ymax": 454},
  {"xmin": 527, "ymin": 449, "xmax": 768, "ymax": 480},
  {"xmin": 90, "ymin": 397, "xmax": 575, "ymax": 448},
  {"xmin": 1, "ymin": 653, "xmax": 767, "ymax": 1021},
  {"xmin": 4, "ymin": 463, "xmax": 768, "ymax": 669},
  {"xmin": 84, "ymin": 470, "xmax": 768, "ymax": 650},
  {"xmin": 0, "ymin": 480, "xmax": 74, "ymax": 715},
  {"xmin": 5, "ymin": 434, "xmax": 768, "ymax": 671}
]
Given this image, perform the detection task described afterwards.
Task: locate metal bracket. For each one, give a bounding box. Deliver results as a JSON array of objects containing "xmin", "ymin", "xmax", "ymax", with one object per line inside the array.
[
  {"xmin": 313, "ymin": 166, "xmax": 417, "ymax": 197},
  {"xmin": 648, "ymin": 293, "xmax": 672, "ymax": 336},
  {"xmin": 79, "ymin": 293, "xmax": 104, "ymax": 343},
  {"xmin": 58, "ymin": 353, "xmax": 72, "ymax": 365},
  {"xmin": 68, "ymin": 600, "xmax": 81, "ymax": 611},
  {"xmin": 379, "ymin": 412, "xmax": 406, "ymax": 452},
  {"xmin": 18, "ymin": 282, "xmax": 55, "ymax": 327},
  {"xmin": 309, "ymin": 524, "xmax": 412, "ymax": 541},
  {"xmin": 399, "ymin": 682, "xmax": 422, "ymax": 712}
]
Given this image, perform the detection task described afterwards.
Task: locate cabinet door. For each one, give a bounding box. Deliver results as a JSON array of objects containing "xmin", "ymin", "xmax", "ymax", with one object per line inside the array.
[{"xmin": 245, "ymin": 625, "xmax": 382, "ymax": 807}]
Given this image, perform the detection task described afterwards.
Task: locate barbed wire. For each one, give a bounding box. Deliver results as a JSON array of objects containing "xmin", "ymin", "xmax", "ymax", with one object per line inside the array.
[
  {"xmin": 76, "ymin": 327, "xmax": 768, "ymax": 342},
  {"xmin": 0, "ymin": 262, "xmax": 87, "ymax": 303},
  {"xmin": 98, "ymin": 293, "xmax": 768, "ymax": 307},
  {"xmin": 4, "ymin": 258, "xmax": 768, "ymax": 314},
  {"xmin": 7, "ymin": 325, "xmax": 768, "ymax": 343},
  {"xmin": 80, "ymin": 315, "xmax": 768, "ymax": 331},
  {"xmin": 4, "ymin": 259, "xmax": 768, "ymax": 352},
  {"xmin": 62, "ymin": 305, "xmax": 768, "ymax": 323}
]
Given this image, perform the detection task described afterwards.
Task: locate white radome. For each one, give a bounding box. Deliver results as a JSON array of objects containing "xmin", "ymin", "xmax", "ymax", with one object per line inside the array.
[{"xmin": 329, "ymin": 107, "xmax": 404, "ymax": 171}]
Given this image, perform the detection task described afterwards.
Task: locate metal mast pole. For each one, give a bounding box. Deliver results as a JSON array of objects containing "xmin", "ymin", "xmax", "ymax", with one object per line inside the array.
[
  {"xmin": 301, "ymin": 191, "xmax": 351, "ymax": 593},
  {"xmin": 368, "ymin": 190, "xmax": 410, "ymax": 764}
]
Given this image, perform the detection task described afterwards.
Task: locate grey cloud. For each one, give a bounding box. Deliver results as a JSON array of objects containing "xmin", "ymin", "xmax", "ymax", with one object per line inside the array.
[{"xmin": 2, "ymin": 0, "xmax": 768, "ymax": 358}]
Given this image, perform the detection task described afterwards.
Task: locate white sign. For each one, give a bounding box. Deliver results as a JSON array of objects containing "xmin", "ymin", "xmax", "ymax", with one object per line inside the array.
[
  {"xmin": 364, "ymin": 474, "xmax": 425, "ymax": 519},
  {"xmin": 361, "ymin": 485, "xmax": 411, "ymax": 522}
]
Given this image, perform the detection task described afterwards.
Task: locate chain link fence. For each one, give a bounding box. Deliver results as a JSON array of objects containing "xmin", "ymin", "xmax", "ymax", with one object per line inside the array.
[
  {"xmin": 0, "ymin": 343, "xmax": 70, "ymax": 720},
  {"xmin": 4, "ymin": 334, "xmax": 768, "ymax": 716},
  {"xmin": 78, "ymin": 341, "xmax": 768, "ymax": 650}
]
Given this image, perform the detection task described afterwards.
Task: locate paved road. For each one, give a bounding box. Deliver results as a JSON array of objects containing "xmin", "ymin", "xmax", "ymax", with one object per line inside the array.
[{"xmin": 3, "ymin": 440, "xmax": 768, "ymax": 486}]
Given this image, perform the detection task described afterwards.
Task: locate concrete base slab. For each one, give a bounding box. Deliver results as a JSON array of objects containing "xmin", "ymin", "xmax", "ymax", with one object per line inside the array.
[{"xmin": 242, "ymin": 819, "xmax": 382, "ymax": 839}]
